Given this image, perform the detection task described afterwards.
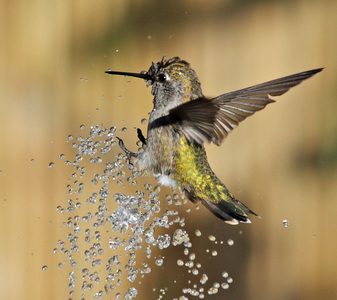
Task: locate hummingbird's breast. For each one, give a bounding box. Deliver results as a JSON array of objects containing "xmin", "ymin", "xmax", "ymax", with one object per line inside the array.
[
  {"xmin": 148, "ymin": 126, "xmax": 179, "ymax": 175},
  {"xmin": 138, "ymin": 124, "xmax": 179, "ymax": 180},
  {"xmin": 137, "ymin": 98, "xmax": 183, "ymax": 179}
]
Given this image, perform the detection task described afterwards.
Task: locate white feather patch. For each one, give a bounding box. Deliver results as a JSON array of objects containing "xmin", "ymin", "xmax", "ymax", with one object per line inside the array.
[
  {"xmin": 157, "ymin": 174, "xmax": 177, "ymax": 187},
  {"xmin": 225, "ymin": 219, "xmax": 240, "ymax": 225}
]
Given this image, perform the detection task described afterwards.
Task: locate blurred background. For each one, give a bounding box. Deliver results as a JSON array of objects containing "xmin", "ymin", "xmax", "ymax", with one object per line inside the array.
[{"xmin": 1, "ymin": 0, "xmax": 336, "ymax": 299}]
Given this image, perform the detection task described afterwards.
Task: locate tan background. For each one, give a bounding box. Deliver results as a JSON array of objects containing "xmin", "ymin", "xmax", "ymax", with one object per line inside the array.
[{"xmin": 1, "ymin": 0, "xmax": 337, "ymax": 299}]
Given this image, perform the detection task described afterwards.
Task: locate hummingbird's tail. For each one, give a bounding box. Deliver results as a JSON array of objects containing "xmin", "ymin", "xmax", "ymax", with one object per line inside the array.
[{"xmin": 201, "ymin": 197, "xmax": 258, "ymax": 225}]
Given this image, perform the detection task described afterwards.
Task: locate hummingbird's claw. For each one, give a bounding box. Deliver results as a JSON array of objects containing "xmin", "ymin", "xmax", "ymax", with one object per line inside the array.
[
  {"xmin": 137, "ymin": 128, "xmax": 147, "ymax": 146},
  {"xmin": 116, "ymin": 137, "xmax": 137, "ymax": 166}
]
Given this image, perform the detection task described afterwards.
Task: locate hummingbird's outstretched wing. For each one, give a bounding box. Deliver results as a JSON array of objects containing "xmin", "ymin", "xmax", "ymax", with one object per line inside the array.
[{"xmin": 160, "ymin": 68, "xmax": 322, "ymax": 145}]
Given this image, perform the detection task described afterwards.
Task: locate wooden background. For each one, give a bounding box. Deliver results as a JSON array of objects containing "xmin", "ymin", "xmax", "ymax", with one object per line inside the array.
[{"xmin": 1, "ymin": 0, "xmax": 336, "ymax": 299}]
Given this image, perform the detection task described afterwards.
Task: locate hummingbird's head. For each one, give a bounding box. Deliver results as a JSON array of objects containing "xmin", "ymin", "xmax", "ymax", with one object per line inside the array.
[
  {"xmin": 106, "ymin": 57, "xmax": 203, "ymax": 107},
  {"xmin": 146, "ymin": 57, "xmax": 202, "ymax": 102}
]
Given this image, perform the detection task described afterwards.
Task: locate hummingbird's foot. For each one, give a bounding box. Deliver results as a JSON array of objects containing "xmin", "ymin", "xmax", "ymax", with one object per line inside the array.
[
  {"xmin": 136, "ymin": 128, "xmax": 147, "ymax": 145},
  {"xmin": 116, "ymin": 137, "xmax": 137, "ymax": 165}
]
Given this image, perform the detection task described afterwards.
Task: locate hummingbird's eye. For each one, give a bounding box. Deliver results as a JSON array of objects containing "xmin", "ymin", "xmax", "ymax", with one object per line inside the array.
[{"xmin": 157, "ymin": 73, "xmax": 169, "ymax": 82}]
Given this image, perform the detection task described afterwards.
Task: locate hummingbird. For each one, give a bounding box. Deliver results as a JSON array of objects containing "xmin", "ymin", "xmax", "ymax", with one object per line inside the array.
[{"xmin": 106, "ymin": 57, "xmax": 322, "ymax": 225}]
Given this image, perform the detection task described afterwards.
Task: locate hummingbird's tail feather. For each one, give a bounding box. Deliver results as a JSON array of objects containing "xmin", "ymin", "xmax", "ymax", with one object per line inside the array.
[{"xmin": 202, "ymin": 198, "xmax": 257, "ymax": 225}]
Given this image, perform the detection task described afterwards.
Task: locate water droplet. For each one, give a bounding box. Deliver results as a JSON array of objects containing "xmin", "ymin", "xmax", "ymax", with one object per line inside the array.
[
  {"xmin": 48, "ymin": 162, "xmax": 55, "ymax": 168},
  {"xmin": 213, "ymin": 282, "xmax": 220, "ymax": 289},
  {"xmin": 157, "ymin": 234, "xmax": 171, "ymax": 249},
  {"xmin": 221, "ymin": 282, "xmax": 229, "ymax": 289},
  {"xmin": 207, "ymin": 286, "xmax": 219, "ymax": 295},
  {"xmin": 80, "ymin": 124, "xmax": 86, "ymax": 130},
  {"xmin": 189, "ymin": 253, "xmax": 196, "ymax": 261},
  {"xmin": 195, "ymin": 229, "xmax": 202, "ymax": 237},
  {"xmin": 211, "ymin": 250, "xmax": 218, "ymax": 256},
  {"xmin": 200, "ymin": 274, "xmax": 208, "ymax": 285},
  {"xmin": 221, "ymin": 271, "xmax": 228, "ymax": 278},
  {"xmin": 41, "ymin": 265, "xmax": 48, "ymax": 271},
  {"xmin": 125, "ymin": 287, "xmax": 137, "ymax": 299},
  {"xmin": 227, "ymin": 239, "xmax": 234, "ymax": 246},
  {"xmin": 155, "ymin": 257, "xmax": 164, "ymax": 266},
  {"xmin": 56, "ymin": 205, "xmax": 64, "ymax": 213},
  {"xmin": 192, "ymin": 268, "xmax": 199, "ymax": 275},
  {"xmin": 172, "ymin": 229, "xmax": 189, "ymax": 246},
  {"xmin": 208, "ymin": 235, "xmax": 216, "ymax": 242},
  {"xmin": 121, "ymin": 127, "xmax": 127, "ymax": 133},
  {"xmin": 141, "ymin": 118, "xmax": 147, "ymax": 125},
  {"xmin": 282, "ymin": 219, "xmax": 289, "ymax": 228},
  {"xmin": 177, "ymin": 259, "xmax": 184, "ymax": 266}
]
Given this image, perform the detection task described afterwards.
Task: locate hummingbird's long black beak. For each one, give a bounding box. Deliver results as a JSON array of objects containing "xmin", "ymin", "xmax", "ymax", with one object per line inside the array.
[{"xmin": 105, "ymin": 70, "xmax": 152, "ymax": 81}]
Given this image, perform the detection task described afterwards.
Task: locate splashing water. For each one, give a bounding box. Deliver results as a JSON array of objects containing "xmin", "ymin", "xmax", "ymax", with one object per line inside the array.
[{"xmin": 52, "ymin": 124, "xmax": 234, "ymax": 299}]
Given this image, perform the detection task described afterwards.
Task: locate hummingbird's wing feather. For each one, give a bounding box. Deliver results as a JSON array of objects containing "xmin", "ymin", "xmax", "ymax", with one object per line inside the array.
[
  {"xmin": 149, "ymin": 98, "xmax": 218, "ymax": 143},
  {"xmin": 167, "ymin": 68, "xmax": 322, "ymax": 145}
]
